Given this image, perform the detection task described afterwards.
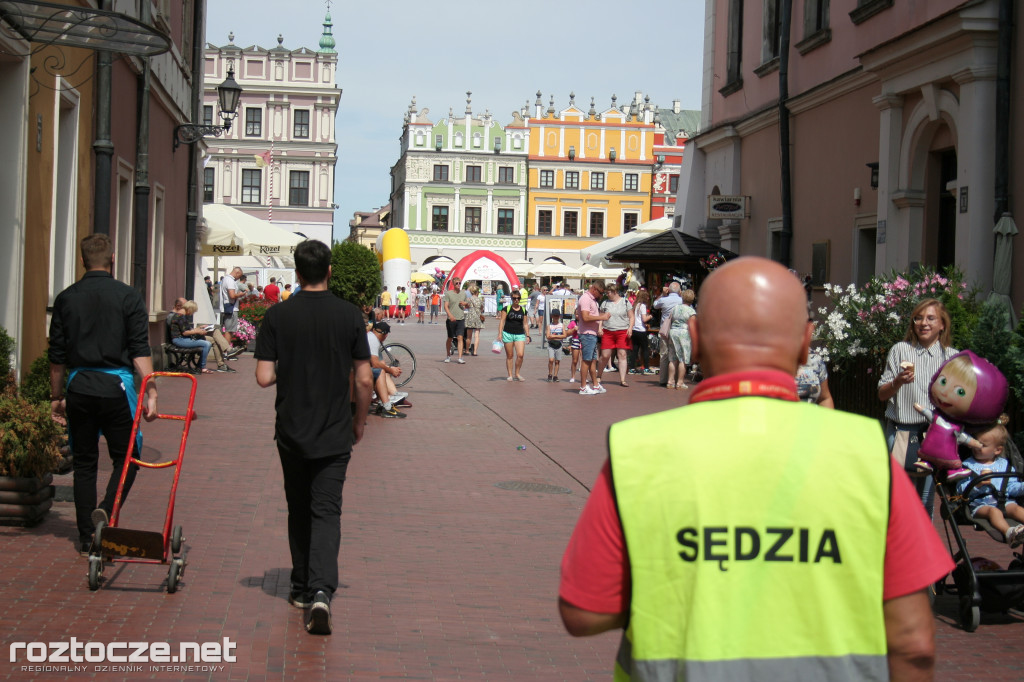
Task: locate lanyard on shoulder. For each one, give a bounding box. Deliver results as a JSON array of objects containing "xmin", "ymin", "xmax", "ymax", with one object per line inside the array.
[{"xmin": 688, "ymin": 370, "xmax": 799, "ymax": 404}]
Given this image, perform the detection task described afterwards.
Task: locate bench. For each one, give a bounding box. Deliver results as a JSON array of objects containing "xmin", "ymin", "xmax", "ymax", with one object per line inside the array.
[{"xmin": 163, "ymin": 315, "xmax": 202, "ymax": 373}]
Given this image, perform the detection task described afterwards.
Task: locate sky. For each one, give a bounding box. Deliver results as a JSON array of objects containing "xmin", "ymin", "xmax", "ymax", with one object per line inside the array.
[{"xmin": 206, "ymin": 1, "xmax": 707, "ymax": 242}]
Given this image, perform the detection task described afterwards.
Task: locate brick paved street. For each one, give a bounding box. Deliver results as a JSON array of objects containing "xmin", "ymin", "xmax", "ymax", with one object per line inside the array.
[{"xmin": 1, "ymin": 320, "xmax": 1021, "ymax": 681}]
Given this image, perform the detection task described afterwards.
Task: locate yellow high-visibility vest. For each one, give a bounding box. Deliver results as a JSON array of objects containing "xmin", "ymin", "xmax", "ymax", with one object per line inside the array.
[{"xmin": 609, "ymin": 396, "xmax": 890, "ymax": 681}]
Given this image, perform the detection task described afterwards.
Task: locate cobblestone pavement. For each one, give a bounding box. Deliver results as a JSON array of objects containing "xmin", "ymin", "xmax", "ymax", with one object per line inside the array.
[{"xmin": 1, "ymin": 320, "xmax": 1021, "ymax": 680}]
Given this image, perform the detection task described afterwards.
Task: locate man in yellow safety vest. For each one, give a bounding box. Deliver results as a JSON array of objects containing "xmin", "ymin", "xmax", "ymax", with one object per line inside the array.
[{"xmin": 558, "ymin": 257, "xmax": 953, "ymax": 681}]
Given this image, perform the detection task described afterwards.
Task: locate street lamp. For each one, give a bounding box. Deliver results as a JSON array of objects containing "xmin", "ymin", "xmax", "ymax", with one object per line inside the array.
[{"xmin": 173, "ymin": 68, "xmax": 243, "ymax": 149}]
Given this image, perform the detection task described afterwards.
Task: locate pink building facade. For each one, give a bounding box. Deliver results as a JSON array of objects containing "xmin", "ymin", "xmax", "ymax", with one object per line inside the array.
[
  {"xmin": 677, "ymin": 0, "xmax": 1024, "ymax": 310},
  {"xmin": 201, "ymin": 23, "xmax": 339, "ymax": 245}
]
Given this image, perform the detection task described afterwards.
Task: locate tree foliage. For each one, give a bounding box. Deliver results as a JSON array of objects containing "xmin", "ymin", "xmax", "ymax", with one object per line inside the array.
[{"xmin": 329, "ymin": 241, "xmax": 381, "ymax": 309}]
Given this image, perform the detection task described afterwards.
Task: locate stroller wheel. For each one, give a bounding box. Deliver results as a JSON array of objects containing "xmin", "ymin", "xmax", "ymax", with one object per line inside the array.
[{"xmin": 958, "ymin": 596, "xmax": 980, "ymax": 632}]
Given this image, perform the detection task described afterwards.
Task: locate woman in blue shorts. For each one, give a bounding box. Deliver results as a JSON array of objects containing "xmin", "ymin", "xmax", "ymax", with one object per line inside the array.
[{"xmin": 497, "ymin": 290, "xmax": 530, "ymax": 381}]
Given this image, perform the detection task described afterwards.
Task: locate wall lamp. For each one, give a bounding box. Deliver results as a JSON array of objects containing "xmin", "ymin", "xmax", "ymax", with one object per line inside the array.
[
  {"xmin": 173, "ymin": 68, "xmax": 242, "ymax": 150},
  {"xmin": 609, "ymin": 147, "xmax": 617, "ymax": 162},
  {"xmin": 866, "ymin": 162, "xmax": 879, "ymax": 189},
  {"xmin": 568, "ymin": 145, "xmax": 575, "ymax": 161}
]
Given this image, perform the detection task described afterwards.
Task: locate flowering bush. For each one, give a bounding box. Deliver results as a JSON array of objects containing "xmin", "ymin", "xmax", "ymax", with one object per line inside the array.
[
  {"xmin": 231, "ymin": 319, "xmax": 258, "ymax": 345},
  {"xmin": 238, "ymin": 300, "xmax": 268, "ymax": 330},
  {"xmin": 814, "ymin": 266, "xmax": 978, "ymax": 371}
]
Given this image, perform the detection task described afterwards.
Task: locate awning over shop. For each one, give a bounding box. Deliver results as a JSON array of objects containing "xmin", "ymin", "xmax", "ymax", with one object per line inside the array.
[
  {"xmin": 606, "ymin": 228, "xmax": 737, "ymax": 265},
  {"xmin": 0, "ymin": 0, "xmax": 170, "ymax": 56},
  {"xmin": 580, "ymin": 217, "xmax": 672, "ymax": 266}
]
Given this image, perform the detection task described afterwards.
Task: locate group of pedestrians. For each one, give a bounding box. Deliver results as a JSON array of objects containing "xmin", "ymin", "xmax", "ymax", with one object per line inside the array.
[{"xmin": 50, "ymin": 234, "xmax": 982, "ymax": 666}]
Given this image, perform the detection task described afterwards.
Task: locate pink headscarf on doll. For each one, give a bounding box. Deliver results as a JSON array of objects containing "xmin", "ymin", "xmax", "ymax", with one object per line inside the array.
[{"xmin": 929, "ymin": 350, "xmax": 1008, "ymax": 423}]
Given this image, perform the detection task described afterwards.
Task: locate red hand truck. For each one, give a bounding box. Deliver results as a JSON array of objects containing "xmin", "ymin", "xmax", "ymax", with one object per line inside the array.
[{"xmin": 87, "ymin": 372, "xmax": 198, "ymax": 592}]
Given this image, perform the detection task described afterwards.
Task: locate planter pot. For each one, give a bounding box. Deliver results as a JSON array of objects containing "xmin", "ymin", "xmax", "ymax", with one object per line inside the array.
[{"xmin": 0, "ymin": 472, "xmax": 55, "ymax": 526}]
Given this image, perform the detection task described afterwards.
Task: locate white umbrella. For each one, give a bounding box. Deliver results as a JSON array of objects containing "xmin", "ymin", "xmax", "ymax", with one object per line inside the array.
[
  {"xmin": 419, "ymin": 256, "xmax": 456, "ymax": 273},
  {"xmin": 578, "ymin": 263, "xmax": 622, "ymax": 280},
  {"xmin": 529, "ymin": 261, "xmax": 581, "ymax": 278},
  {"xmin": 580, "ymin": 217, "xmax": 672, "ymax": 266},
  {"xmin": 507, "ymin": 258, "xmax": 534, "ymax": 277},
  {"xmin": 201, "ymin": 204, "xmax": 306, "ymax": 257}
]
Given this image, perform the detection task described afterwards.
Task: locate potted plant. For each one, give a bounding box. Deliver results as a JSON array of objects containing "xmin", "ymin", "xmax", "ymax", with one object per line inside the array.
[{"xmin": 0, "ymin": 336, "xmax": 64, "ymax": 525}]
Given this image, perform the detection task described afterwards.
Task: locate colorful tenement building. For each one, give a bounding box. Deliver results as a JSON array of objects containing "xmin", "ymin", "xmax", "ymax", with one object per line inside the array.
[
  {"xmin": 386, "ymin": 91, "xmax": 696, "ymax": 268},
  {"xmin": 526, "ymin": 91, "xmax": 655, "ymax": 263},
  {"xmin": 389, "ymin": 93, "xmax": 530, "ymax": 268},
  {"xmin": 201, "ymin": 11, "xmax": 340, "ymax": 246}
]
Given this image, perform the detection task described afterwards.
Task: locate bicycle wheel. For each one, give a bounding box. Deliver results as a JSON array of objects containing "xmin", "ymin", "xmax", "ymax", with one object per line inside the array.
[{"xmin": 381, "ymin": 342, "xmax": 416, "ymax": 388}]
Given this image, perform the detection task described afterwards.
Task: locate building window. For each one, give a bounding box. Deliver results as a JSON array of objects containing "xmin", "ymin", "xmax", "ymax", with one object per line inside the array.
[
  {"xmin": 540, "ymin": 170, "xmax": 554, "ymax": 188},
  {"xmin": 591, "ymin": 172, "xmax": 605, "ymax": 190},
  {"xmin": 768, "ymin": 217, "xmax": 784, "ymax": 262},
  {"xmin": 623, "ymin": 213, "xmax": 639, "ymax": 232},
  {"xmin": 293, "ymin": 110, "xmax": 310, "ymax": 138},
  {"xmin": 242, "ymin": 168, "xmax": 261, "ymax": 204},
  {"xmin": 722, "ymin": 0, "xmax": 744, "ymax": 95},
  {"xmin": 245, "ymin": 108, "xmax": 262, "ymax": 136},
  {"xmin": 589, "ymin": 213, "xmax": 604, "ymax": 238},
  {"xmin": 465, "ymin": 207, "xmax": 481, "ymax": 233},
  {"xmin": 625, "ymin": 173, "xmax": 639, "ymax": 191},
  {"xmin": 669, "ymin": 175, "xmax": 679, "ymax": 193},
  {"xmin": 537, "ymin": 210, "xmax": 552, "ymax": 235},
  {"xmin": 498, "ymin": 166, "xmax": 515, "ymax": 184},
  {"xmin": 202, "ymin": 105, "xmax": 213, "ymax": 126},
  {"xmin": 433, "ymin": 165, "xmax": 449, "ymax": 181},
  {"xmin": 432, "ymin": 206, "xmax": 449, "ymax": 231},
  {"xmin": 289, "ymin": 170, "xmax": 310, "ymax": 206},
  {"xmin": 806, "ymin": 0, "xmax": 829, "ymax": 33},
  {"xmin": 497, "ymin": 209, "xmax": 514, "ymax": 235},
  {"xmin": 565, "ymin": 171, "xmax": 579, "ymax": 190},
  {"xmin": 202, "ymin": 167, "xmax": 214, "ymax": 202},
  {"xmin": 564, "ymin": 211, "xmax": 578, "ymax": 237},
  {"xmin": 466, "ymin": 165, "xmax": 482, "ymax": 183},
  {"xmin": 763, "ymin": 0, "xmax": 782, "ymax": 62}
]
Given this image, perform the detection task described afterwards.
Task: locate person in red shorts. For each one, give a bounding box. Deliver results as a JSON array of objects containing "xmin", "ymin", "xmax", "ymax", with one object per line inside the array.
[
  {"xmin": 559, "ymin": 256, "xmax": 952, "ymax": 681},
  {"xmin": 596, "ymin": 284, "xmax": 634, "ymax": 389}
]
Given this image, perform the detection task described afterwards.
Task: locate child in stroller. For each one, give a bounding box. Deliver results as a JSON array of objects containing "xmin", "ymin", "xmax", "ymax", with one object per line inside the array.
[{"xmin": 956, "ymin": 420, "xmax": 1024, "ymax": 547}]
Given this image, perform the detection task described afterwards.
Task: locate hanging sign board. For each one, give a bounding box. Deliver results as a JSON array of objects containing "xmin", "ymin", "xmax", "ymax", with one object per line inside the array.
[{"xmin": 708, "ymin": 195, "xmax": 749, "ymax": 219}]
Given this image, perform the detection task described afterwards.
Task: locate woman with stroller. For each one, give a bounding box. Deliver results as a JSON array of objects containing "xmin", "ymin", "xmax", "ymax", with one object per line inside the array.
[{"xmin": 877, "ymin": 298, "xmax": 959, "ymax": 513}]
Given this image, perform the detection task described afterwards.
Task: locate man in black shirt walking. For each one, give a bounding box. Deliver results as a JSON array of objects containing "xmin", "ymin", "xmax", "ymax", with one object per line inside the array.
[
  {"xmin": 49, "ymin": 234, "xmax": 158, "ymax": 554},
  {"xmin": 255, "ymin": 240, "xmax": 374, "ymax": 635}
]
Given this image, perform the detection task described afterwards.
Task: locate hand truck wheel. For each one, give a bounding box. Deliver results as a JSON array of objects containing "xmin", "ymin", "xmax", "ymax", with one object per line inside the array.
[
  {"xmin": 171, "ymin": 525, "xmax": 183, "ymax": 555},
  {"xmin": 167, "ymin": 559, "xmax": 182, "ymax": 594},
  {"xmin": 87, "ymin": 556, "xmax": 102, "ymax": 591}
]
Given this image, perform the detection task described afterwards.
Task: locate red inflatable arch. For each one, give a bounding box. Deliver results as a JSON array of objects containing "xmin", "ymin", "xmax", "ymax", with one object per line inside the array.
[{"xmin": 442, "ymin": 250, "xmax": 521, "ymax": 291}]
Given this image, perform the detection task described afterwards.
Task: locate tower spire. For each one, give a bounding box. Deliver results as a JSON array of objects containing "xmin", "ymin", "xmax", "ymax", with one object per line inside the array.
[{"xmin": 319, "ymin": 0, "xmax": 336, "ymax": 53}]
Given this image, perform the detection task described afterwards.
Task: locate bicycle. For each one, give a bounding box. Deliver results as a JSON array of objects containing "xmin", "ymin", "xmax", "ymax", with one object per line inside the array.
[{"xmin": 380, "ymin": 342, "xmax": 415, "ymax": 388}]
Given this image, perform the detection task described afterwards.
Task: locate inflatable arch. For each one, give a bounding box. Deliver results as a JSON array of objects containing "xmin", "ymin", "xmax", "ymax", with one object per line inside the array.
[{"xmin": 442, "ymin": 250, "xmax": 522, "ymax": 291}]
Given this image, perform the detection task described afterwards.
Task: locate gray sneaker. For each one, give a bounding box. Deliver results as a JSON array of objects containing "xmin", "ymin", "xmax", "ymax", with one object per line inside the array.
[
  {"xmin": 91, "ymin": 508, "xmax": 109, "ymax": 529},
  {"xmin": 216, "ymin": 365, "xmax": 237, "ymax": 373}
]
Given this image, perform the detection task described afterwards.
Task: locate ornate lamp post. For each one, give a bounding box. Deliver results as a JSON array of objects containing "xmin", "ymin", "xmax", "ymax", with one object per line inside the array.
[{"xmin": 172, "ymin": 68, "xmax": 242, "ymax": 149}]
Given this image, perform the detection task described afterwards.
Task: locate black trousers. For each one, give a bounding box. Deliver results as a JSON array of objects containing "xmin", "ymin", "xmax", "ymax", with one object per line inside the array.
[
  {"xmin": 66, "ymin": 392, "xmax": 139, "ymax": 541},
  {"xmin": 630, "ymin": 330, "xmax": 649, "ymax": 369},
  {"xmin": 278, "ymin": 444, "xmax": 351, "ymax": 599}
]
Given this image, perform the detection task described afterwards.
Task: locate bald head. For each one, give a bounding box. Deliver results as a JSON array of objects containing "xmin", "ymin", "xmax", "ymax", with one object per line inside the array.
[{"xmin": 691, "ymin": 257, "xmax": 812, "ymax": 377}]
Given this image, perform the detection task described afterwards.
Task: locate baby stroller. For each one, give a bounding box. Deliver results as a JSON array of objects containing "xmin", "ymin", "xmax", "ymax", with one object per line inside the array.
[{"xmin": 933, "ymin": 438, "xmax": 1024, "ymax": 631}]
